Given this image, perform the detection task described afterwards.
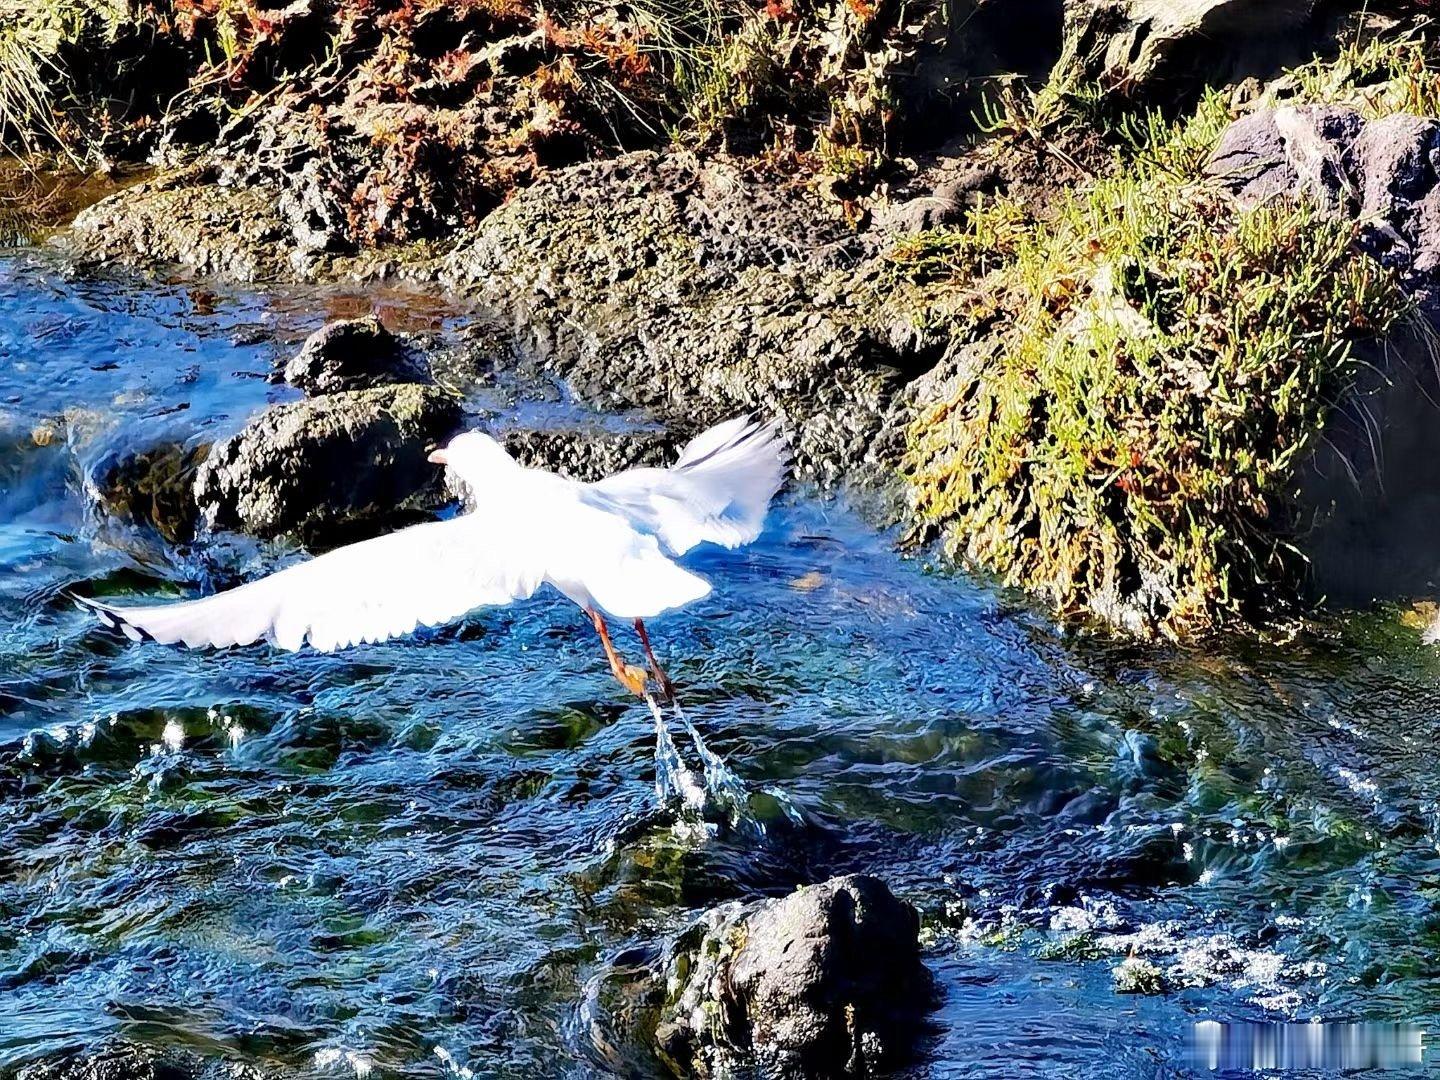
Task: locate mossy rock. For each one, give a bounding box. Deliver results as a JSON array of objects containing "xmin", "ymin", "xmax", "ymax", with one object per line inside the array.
[
  {"xmin": 898, "ymin": 48, "xmax": 1436, "ymax": 638},
  {"xmin": 193, "ymin": 383, "xmax": 464, "ymax": 548},
  {"xmin": 93, "ymin": 440, "xmax": 211, "ymax": 544}
]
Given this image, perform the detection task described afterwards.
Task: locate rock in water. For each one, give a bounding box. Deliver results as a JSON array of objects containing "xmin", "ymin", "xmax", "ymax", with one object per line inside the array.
[
  {"xmin": 193, "ymin": 384, "xmax": 462, "ymax": 547},
  {"xmin": 92, "ymin": 441, "xmax": 210, "ymax": 543},
  {"xmin": 654, "ymin": 875, "xmax": 932, "ymax": 1077},
  {"xmin": 283, "ymin": 315, "xmax": 430, "ymax": 395},
  {"xmin": 14, "ymin": 1041, "xmax": 211, "ymax": 1080},
  {"xmin": 68, "ymin": 172, "xmax": 293, "ymax": 283}
]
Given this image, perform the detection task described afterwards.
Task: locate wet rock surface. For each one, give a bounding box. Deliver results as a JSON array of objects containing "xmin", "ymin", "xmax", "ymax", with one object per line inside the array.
[
  {"xmin": 440, "ymin": 153, "xmax": 949, "ymax": 484},
  {"xmin": 62, "ymin": 172, "xmax": 445, "ymax": 285},
  {"xmin": 282, "ymin": 315, "xmax": 430, "ymax": 394},
  {"xmin": 91, "ymin": 440, "xmax": 210, "ymax": 544},
  {"xmin": 10, "ymin": 1042, "xmax": 243, "ymax": 1080},
  {"xmin": 498, "ymin": 427, "xmax": 675, "ymax": 482},
  {"xmin": 653, "ymin": 874, "xmax": 933, "ymax": 1078},
  {"xmin": 193, "ymin": 383, "xmax": 463, "ymax": 547},
  {"xmin": 68, "ymin": 172, "xmax": 294, "ymax": 283}
]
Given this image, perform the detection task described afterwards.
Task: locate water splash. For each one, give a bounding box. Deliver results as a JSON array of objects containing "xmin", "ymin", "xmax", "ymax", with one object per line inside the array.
[
  {"xmin": 643, "ymin": 692, "xmax": 705, "ymax": 811},
  {"xmin": 671, "ymin": 699, "xmax": 748, "ymax": 809},
  {"xmin": 643, "ymin": 692, "xmax": 806, "ymax": 833}
]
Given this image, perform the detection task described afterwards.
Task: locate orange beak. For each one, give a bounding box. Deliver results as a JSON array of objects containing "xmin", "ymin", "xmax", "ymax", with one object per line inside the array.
[{"xmin": 428, "ymin": 449, "xmax": 448, "ymax": 465}]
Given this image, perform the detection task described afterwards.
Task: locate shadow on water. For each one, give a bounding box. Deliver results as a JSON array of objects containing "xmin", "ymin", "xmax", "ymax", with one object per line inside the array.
[{"xmin": 7, "ymin": 249, "xmax": 1440, "ymax": 1076}]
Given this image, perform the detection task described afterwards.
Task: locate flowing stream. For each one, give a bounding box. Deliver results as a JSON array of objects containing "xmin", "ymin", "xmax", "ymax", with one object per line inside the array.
[{"xmin": 6, "ymin": 248, "xmax": 1440, "ymax": 1076}]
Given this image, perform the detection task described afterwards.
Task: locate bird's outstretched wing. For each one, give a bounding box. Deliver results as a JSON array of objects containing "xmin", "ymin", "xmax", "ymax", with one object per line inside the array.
[
  {"xmin": 78, "ymin": 497, "xmax": 710, "ymax": 653},
  {"xmin": 582, "ymin": 416, "xmax": 788, "ymax": 556}
]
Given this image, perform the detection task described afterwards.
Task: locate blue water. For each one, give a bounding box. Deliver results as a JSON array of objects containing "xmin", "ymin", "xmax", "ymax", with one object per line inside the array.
[{"xmin": 5, "ymin": 248, "xmax": 1440, "ymax": 1077}]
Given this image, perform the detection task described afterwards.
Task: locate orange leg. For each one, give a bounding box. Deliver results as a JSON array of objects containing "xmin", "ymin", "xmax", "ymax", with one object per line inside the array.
[
  {"xmin": 634, "ymin": 618, "xmax": 676, "ymax": 703},
  {"xmin": 589, "ymin": 609, "xmax": 648, "ymax": 697}
]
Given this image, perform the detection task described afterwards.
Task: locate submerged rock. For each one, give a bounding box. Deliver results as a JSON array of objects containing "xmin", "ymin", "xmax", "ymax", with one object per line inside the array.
[
  {"xmin": 654, "ymin": 875, "xmax": 932, "ymax": 1077},
  {"xmin": 193, "ymin": 383, "xmax": 462, "ymax": 546},
  {"xmin": 91, "ymin": 440, "xmax": 210, "ymax": 544},
  {"xmin": 1112, "ymin": 955, "xmax": 1167, "ymax": 995},
  {"xmin": 282, "ymin": 314, "xmax": 430, "ymax": 394}
]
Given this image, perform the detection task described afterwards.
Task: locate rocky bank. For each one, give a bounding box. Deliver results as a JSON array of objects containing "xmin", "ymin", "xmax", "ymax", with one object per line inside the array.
[{"xmin": 45, "ymin": 2, "xmax": 1440, "ymax": 623}]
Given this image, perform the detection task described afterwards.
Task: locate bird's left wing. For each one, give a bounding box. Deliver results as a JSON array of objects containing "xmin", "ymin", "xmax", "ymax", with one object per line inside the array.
[
  {"xmin": 78, "ymin": 513, "xmax": 547, "ymax": 653},
  {"xmin": 582, "ymin": 416, "xmax": 787, "ymax": 556}
]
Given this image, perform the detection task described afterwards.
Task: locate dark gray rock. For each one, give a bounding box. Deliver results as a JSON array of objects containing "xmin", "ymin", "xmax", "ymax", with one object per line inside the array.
[
  {"xmin": 874, "ymin": 166, "xmax": 1000, "ymax": 235},
  {"xmin": 1297, "ymin": 323, "xmax": 1440, "ymax": 607},
  {"xmin": 1205, "ymin": 109, "xmax": 1296, "ymax": 202},
  {"xmin": 11, "ymin": 1042, "xmax": 245, "ymax": 1080},
  {"xmin": 193, "ymin": 383, "xmax": 463, "ymax": 546},
  {"xmin": 499, "ymin": 427, "xmax": 676, "ymax": 481},
  {"xmin": 60, "ymin": 171, "xmax": 446, "ymax": 284},
  {"xmin": 654, "ymin": 875, "xmax": 932, "ymax": 1077},
  {"xmin": 92, "ymin": 440, "xmax": 210, "ymax": 543},
  {"xmin": 439, "ymin": 152, "xmax": 944, "ymax": 485},
  {"xmin": 1280, "ymin": 105, "xmax": 1364, "ymax": 211},
  {"xmin": 1063, "ymin": 0, "xmax": 1323, "ymax": 98},
  {"xmin": 1356, "ymin": 113, "xmax": 1440, "ymax": 215},
  {"xmin": 275, "ymin": 154, "xmax": 352, "ymax": 255},
  {"xmin": 1205, "ymin": 105, "xmax": 1361, "ymax": 211},
  {"xmin": 1412, "ymin": 186, "xmax": 1440, "ymax": 282},
  {"xmin": 67, "ymin": 172, "xmax": 294, "ymax": 282},
  {"xmin": 1207, "ymin": 105, "xmax": 1440, "ymax": 308},
  {"xmin": 283, "ymin": 315, "xmax": 429, "ymax": 395}
]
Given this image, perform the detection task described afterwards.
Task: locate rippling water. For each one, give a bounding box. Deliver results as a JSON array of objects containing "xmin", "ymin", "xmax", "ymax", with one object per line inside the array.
[{"xmin": 6, "ymin": 249, "xmax": 1440, "ymax": 1077}]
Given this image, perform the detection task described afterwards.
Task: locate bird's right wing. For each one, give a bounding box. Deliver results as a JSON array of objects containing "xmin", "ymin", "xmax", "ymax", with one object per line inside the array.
[{"xmin": 79, "ymin": 492, "xmax": 712, "ymax": 652}]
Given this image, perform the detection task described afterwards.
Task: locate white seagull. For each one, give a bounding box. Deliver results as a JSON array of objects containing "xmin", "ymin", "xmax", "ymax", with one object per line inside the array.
[{"xmin": 79, "ymin": 416, "xmax": 787, "ymax": 698}]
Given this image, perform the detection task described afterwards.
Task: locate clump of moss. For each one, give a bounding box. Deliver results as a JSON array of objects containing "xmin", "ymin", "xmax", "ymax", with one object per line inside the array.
[
  {"xmin": 1112, "ymin": 955, "xmax": 1166, "ymax": 995},
  {"xmin": 899, "ymin": 77, "xmax": 1415, "ymax": 638},
  {"xmin": 1037, "ymin": 931, "xmax": 1109, "ymax": 963}
]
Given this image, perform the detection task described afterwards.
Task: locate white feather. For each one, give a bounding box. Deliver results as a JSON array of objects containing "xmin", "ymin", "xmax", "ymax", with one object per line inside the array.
[{"xmin": 582, "ymin": 416, "xmax": 788, "ymax": 555}]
